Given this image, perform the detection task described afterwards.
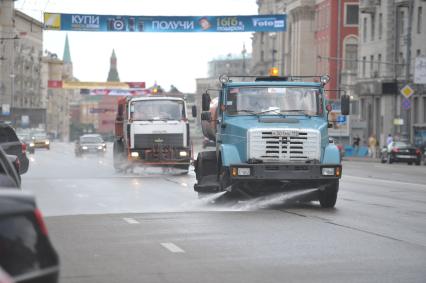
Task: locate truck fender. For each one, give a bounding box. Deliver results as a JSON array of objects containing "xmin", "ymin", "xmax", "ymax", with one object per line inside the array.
[
  {"xmin": 219, "ymin": 144, "xmax": 241, "ymax": 167},
  {"xmin": 322, "ymin": 144, "xmax": 340, "ymax": 164}
]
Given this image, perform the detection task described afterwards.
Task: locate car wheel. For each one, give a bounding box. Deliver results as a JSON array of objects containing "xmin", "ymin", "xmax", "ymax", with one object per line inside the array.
[
  {"xmin": 415, "ymin": 160, "xmax": 421, "ymax": 166},
  {"xmin": 319, "ymin": 181, "xmax": 339, "ymax": 208}
]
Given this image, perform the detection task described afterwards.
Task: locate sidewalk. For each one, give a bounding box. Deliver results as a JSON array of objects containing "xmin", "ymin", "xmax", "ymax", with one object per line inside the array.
[{"xmin": 342, "ymin": 156, "xmax": 380, "ymax": 163}]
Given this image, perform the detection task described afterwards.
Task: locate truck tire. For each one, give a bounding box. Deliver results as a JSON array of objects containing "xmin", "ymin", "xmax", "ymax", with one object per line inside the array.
[
  {"xmin": 319, "ymin": 181, "xmax": 339, "ymax": 208},
  {"xmin": 194, "ymin": 151, "xmax": 217, "ymax": 181},
  {"xmin": 113, "ymin": 140, "xmax": 125, "ymax": 172}
]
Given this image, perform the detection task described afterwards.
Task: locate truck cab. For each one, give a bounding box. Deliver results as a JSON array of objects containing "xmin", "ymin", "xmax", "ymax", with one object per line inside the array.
[
  {"xmin": 114, "ymin": 95, "xmax": 194, "ymax": 173},
  {"xmin": 194, "ymin": 75, "xmax": 350, "ymax": 208}
]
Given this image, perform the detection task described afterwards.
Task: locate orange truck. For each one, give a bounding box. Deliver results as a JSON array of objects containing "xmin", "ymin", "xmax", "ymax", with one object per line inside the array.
[{"xmin": 113, "ymin": 95, "xmax": 196, "ymax": 173}]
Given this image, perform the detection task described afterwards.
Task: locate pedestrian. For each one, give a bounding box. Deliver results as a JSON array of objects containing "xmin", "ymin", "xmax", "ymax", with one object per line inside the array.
[
  {"xmin": 353, "ymin": 135, "xmax": 360, "ymax": 156},
  {"xmin": 368, "ymin": 134, "xmax": 377, "ymax": 158},
  {"xmin": 386, "ymin": 134, "xmax": 393, "ymax": 145}
]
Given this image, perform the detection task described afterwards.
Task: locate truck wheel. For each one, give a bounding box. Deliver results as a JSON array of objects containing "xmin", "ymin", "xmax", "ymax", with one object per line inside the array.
[
  {"xmin": 319, "ymin": 181, "xmax": 339, "ymax": 208},
  {"xmin": 113, "ymin": 140, "xmax": 125, "ymax": 172}
]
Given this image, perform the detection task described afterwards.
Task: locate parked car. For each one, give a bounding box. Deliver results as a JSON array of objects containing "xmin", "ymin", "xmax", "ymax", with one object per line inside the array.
[
  {"xmin": 30, "ymin": 132, "xmax": 50, "ymax": 151},
  {"xmin": 0, "ymin": 147, "xmax": 21, "ymax": 189},
  {"xmin": 0, "ymin": 190, "xmax": 59, "ymax": 283},
  {"xmin": 75, "ymin": 134, "xmax": 107, "ymax": 157},
  {"xmin": 380, "ymin": 141, "xmax": 421, "ymax": 165},
  {"xmin": 0, "ymin": 125, "xmax": 29, "ymax": 174}
]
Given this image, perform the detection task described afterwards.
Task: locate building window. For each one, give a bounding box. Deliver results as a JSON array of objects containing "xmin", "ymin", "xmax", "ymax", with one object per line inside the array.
[
  {"xmin": 345, "ymin": 43, "xmax": 358, "ymax": 72},
  {"xmin": 377, "ymin": 53, "xmax": 382, "ymax": 74},
  {"xmin": 360, "ymin": 98, "xmax": 366, "ymax": 121},
  {"xmin": 400, "ymin": 10, "xmax": 405, "ymax": 36},
  {"xmin": 378, "ymin": 13, "xmax": 383, "ymax": 39},
  {"xmin": 371, "ymin": 14, "xmax": 375, "ymax": 41},
  {"xmin": 413, "ymin": 97, "xmax": 419, "ymax": 124},
  {"xmin": 370, "ymin": 55, "xmax": 374, "ymax": 77},
  {"xmin": 399, "ymin": 52, "xmax": 404, "ymax": 76},
  {"xmin": 362, "ymin": 56, "xmax": 366, "ymax": 77},
  {"xmin": 423, "ymin": 97, "xmax": 426, "ymax": 122},
  {"xmin": 363, "ymin": 17, "xmax": 367, "ymax": 42},
  {"xmin": 417, "ymin": 49, "xmax": 421, "ymax": 57},
  {"xmin": 418, "ymin": 7, "xmax": 423, "ymax": 34},
  {"xmin": 345, "ymin": 4, "xmax": 359, "ymax": 25}
]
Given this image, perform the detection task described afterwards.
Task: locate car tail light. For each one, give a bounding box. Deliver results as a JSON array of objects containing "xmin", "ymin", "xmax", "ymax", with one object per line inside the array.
[
  {"xmin": 416, "ymin": 149, "xmax": 421, "ymax": 155},
  {"xmin": 34, "ymin": 208, "xmax": 49, "ymax": 236},
  {"xmin": 21, "ymin": 142, "xmax": 27, "ymax": 154},
  {"xmin": 392, "ymin": 148, "xmax": 399, "ymax": 153},
  {"xmin": 14, "ymin": 158, "xmax": 20, "ymax": 172}
]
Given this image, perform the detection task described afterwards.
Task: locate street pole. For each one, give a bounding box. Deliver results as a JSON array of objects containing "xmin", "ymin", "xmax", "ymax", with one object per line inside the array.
[
  {"xmin": 402, "ymin": 0, "xmax": 413, "ymax": 141},
  {"xmin": 241, "ymin": 43, "xmax": 247, "ymax": 75}
]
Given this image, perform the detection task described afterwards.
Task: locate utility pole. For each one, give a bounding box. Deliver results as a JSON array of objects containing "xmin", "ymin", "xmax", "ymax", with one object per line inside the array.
[{"xmin": 402, "ymin": 0, "xmax": 413, "ymax": 141}]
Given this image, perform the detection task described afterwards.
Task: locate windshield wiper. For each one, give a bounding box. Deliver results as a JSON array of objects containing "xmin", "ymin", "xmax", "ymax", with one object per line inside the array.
[
  {"xmin": 280, "ymin": 109, "xmax": 314, "ymax": 116},
  {"xmin": 255, "ymin": 108, "xmax": 283, "ymax": 115},
  {"xmin": 235, "ymin": 109, "xmax": 258, "ymax": 115}
]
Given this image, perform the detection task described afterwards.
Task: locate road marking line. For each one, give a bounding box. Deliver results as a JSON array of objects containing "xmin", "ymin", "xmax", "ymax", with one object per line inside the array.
[
  {"xmin": 344, "ymin": 175, "xmax": 426, "ymax": 188},
  {"xmin": 161, "ymin": 242, "xmax": 185, "ymax": 253},
  {"xmin": 123, "ymin": 217, "xmax": 139, "ymax": 224}
]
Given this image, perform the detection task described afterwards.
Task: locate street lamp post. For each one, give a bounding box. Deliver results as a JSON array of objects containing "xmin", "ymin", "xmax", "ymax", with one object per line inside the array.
[
  {"xmin": 241, "ymin": 44, "xmax": 247, "ymax": 75},
  {"xmin": 269, "ymin": 32, "xmax": 277, "ymax": 69}
]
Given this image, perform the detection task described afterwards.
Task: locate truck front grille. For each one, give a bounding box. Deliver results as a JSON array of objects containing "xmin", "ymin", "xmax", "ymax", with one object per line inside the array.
[
  {"xmin": 134, "ymin": 133, "xmax": 183, "ymax": 148},
  {"xmin": 248, "ymin": 129, "xmax": 320, "ymax": 162}
]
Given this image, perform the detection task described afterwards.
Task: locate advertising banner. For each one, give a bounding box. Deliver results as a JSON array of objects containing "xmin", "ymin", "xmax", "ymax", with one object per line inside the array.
[
  {"xmin": 44, "ymin": 13, "xmax": 286, "ymax": 32},
  {"xmin": 85, "ymin": 89, "xmax": 151, "ymax": 96},
  {"xmin": 48, "ymin": 81, "xmax": 145, "ymax": 89}
]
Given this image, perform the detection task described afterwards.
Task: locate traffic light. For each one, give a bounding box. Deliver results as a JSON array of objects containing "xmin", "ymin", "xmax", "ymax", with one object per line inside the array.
[{"xmin": 269, "ymin": 67, "xmax": 279, "ymax": 77}]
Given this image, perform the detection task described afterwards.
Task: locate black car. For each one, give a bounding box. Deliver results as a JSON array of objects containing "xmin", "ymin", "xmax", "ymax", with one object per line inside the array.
[
  {"xmin": 0, "ymin": 147, "xmax": 21, "ymax": 189},
  {"xmin": 0, "ymin": 125, "xmax": 29, "ymax": 174},
  {"xmin": 0, "ymin": 191, "xmax": 60, "ymax": 283},
  {"xmin": 381, "ymin": 141, "xmax": 422, "ymax": 165},
  {"xmin": 75, "ymin": 134, "xmax": 107, "ymax": 157}
]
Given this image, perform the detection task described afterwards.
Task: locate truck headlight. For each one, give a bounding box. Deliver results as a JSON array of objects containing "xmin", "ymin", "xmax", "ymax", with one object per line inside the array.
[
  {"xmin": 131, "ymin": 152, "xmax": 139, "ymax": 157},
  {"xmin": 97, "ymin": 146, "xmax": 103, "ymax": 150},
  {"xmin": 179, "ymin": 151, "xmax": 188, "ymax": 157},
  {"xmin": 45, "ymin": 140, "xmax": 50, "ymax": 145},
  {"xmin": 82, "ymin": 146, "xmax": 88, "ymax": 150},
  {"xmin": 231, "ymin": 167, "xmax": 251, "ymax": 176},
  {"xmin": 321, "ymin": 167, "xmax": 335, "ymax": 176},
  {"xmin": 30, "ymin": 143, "xmax": 34, "ymax": 147}
]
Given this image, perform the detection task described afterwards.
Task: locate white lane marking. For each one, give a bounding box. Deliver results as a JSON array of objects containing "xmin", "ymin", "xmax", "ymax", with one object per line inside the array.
[
  {"xmin": 161, "ymin": 242, "xmax": 185, "ymax": 253},
  {"xmin": 344, "ymin": 175, "xmax": 426, "ymax": 188},
  {"xmin": 123, "ymin": 217, "xmax": 139, "ymax": 224},
  {"xmin": 75, "ymin": 193, "xmax": 88, "ymax": 198}
]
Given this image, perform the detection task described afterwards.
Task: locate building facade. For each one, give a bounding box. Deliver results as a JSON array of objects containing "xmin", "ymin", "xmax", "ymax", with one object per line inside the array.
[
  {"xmin": 357, "ymin": 0, "xmax": 426, "ymax": 146},
  {"xmin": 0, "ymin": 0, "xmax": 44, "ymax": 127}
]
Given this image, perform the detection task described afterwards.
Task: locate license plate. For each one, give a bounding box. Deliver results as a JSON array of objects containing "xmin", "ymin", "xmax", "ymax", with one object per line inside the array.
[{"xmin": 272, "ymin": 130, "xmax": 298, "ymax": 137}]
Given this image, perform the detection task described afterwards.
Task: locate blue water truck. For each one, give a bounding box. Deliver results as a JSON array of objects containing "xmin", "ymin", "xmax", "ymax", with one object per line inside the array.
[{"xmin": 194, "ymin": 74, "xmax": 350, "ymax": 208}]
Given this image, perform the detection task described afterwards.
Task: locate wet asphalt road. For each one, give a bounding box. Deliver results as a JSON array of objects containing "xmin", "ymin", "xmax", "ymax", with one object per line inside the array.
[{"xmin": 22, "ymin": 142, "xmax": 426, "ymax": 283}]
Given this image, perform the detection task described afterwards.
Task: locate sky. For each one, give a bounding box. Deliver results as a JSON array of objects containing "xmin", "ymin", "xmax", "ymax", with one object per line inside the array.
[{"xmin": 15, "ymin": 0, "xmax": 258, "ymax": 93}]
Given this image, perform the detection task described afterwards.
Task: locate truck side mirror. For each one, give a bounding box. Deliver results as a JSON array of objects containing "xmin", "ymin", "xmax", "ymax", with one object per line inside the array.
[
  {"xmin": 201, "ymin": 111, "xmax": 212, "ymax": 121},
  {"xmin": 341, "ymin": 94, "xmax": 350, "ymax": 115},
  {"xmin": 202, "ymin": 92, "xmax": 211, "ymax": 111},
  {"xmin": 192, "ymin": 105, "xmax": 197, "ymax": 118}
]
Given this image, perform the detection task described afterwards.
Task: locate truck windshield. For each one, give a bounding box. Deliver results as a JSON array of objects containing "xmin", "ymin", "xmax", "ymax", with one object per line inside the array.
[
  {"xmin": 225, "ymin": 86, "xmax": 322, "ymax": 116},
  {"xmin": 131, "ymin": 100, "xmax": 185, "ymax": 121}
]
